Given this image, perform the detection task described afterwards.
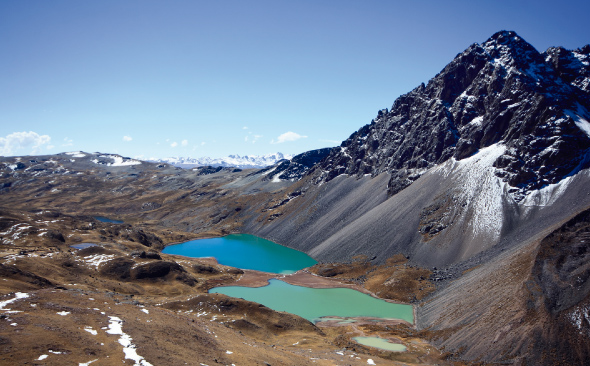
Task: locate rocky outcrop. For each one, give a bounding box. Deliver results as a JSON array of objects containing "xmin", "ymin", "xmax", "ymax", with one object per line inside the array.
[
  {"xmin": 544, "ymin": 44, "xmax": 590, "ymax": 94},
  {"xmin": 255, "ymin": 148, "xmax": 333, "ymax": 182}
]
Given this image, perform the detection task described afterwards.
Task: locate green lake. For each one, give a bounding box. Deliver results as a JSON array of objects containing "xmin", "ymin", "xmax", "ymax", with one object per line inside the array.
[
  {"xmin": 353, "ymin": 336, "xmax": 407, "ymax": 352},
  {"xmin": 210, "ymin": 279, "xmax": 414, "ymax": 324},
  {"xmin": 162, "ymin": 234, "xmax": 317, "ymax": 274}
]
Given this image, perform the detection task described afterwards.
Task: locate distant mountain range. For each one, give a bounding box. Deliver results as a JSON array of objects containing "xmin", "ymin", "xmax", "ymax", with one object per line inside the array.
[{"xmin": 148, "ymin": 152, "xmax": 293, "ymax": 169}]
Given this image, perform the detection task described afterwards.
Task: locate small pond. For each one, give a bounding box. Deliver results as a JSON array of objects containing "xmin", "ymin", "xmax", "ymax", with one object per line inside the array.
[
  {"xmin": 94, "ymin": 216, "xmax": 124, "ymax": 224},
  {"xmin": 162, "ymin": 234, "xmax": 317, "ymax": 274},
  {"xmin": 70, "ymin": 243, "xmax": 99, "ymax": 249},
  {"xmin": 353, "ymin": 336, "xmax": 407, "ymax": 352},
  {"xmin": 210, "ymin": 279, "xmax": 414, "ymax": 324}
]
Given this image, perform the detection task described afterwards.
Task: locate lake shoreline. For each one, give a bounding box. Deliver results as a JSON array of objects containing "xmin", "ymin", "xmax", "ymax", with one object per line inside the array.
[{"xmin": 217, "ymin": 268, "xmax": 415, "ymax": 326}]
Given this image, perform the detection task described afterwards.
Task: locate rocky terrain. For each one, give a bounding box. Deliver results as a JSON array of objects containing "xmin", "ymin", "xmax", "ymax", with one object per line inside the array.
[{"xmin": 2, "ymin": 31, "xmax": 590, "ymax": 365}]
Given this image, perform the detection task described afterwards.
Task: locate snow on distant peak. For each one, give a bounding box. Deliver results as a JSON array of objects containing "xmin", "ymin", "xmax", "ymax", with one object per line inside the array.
[
  {"xmin": 65, "ymin": 151, "xmax": 86, "ymax": 158},
  {"xmin": 91, "ymin": 154, "xmax": 142, "ymax": 167},
  {"xmin": 150, "ymin": 152, "xmax": 292, "ymax": 169}
]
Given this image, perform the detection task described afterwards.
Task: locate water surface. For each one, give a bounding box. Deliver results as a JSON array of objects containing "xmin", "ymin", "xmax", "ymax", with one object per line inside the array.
[
  {"xmin": 210, "ymin": 279, "xmax": 413, "ymax": 323},
  {"xmin": 70, "ymin": 243, "xmax": 99, "ymax": 249},
  {"xmin": 353, "ymin": 336, "xmax": 407, "ymax": 352},
  {"xmin": 94, "ymin": 216, "xmax": 124, "ymax": 224},
  {"xmin": 162, "ymin": 234, "xmax": 317, "ymax": 274}
]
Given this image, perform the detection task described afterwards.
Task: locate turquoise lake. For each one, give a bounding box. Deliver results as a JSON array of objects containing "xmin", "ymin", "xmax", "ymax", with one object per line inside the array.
[
  {"xmin": 210, "ymin": 279, "xmax": 414, "ymax": 324},
  {"xmin": 162, "ymin": 234, "xmax": 317, "ymax": 274}
]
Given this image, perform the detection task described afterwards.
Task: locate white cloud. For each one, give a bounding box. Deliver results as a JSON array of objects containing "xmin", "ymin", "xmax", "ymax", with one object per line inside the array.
[
  {"xmin": 123, "ymin": 136, "xmax": 132, "ymax": 142},
  {"xmin": 271, "ymin": 131, "xmax": 307, "ymax": 144},
  {"xmin": 243, "ymin": 126, "xmax": 248, "ymax": 130},
  {"xmin": 62, "ymin": 137, "xmax": 73, "ymax": 147},
  {"xmin": 181, "ymin": 139, "xmax": 188, "ymax": 146},
  {"xmin": 0, "ymin": 131, "xmax": 51, "ymax": 156},
  {"xmin": 171, "ymin": 141, "xmax": 178, "ymax": 147}
]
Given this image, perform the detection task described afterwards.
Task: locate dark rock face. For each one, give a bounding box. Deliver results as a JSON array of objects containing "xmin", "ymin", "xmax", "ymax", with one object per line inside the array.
[
  {"xmin": 527, "ymin": 207, "xmax": 590, "ymax": 365},
  {"xmin": 256, "ymin": 148, "xmax": 333, "ymax": 181},
  {"xmin": 192, "ymin": 263, "xmax": 220, "ymax": 274},
  {"xmin": 132, "ymin": 261, "xmax": 183, "ymax": 279},
  {"xmin": 46, "ymin": 230, "xmax": 66, "ymax": 243},
  {"xmin": 544, "ymin": 44, "xmax": 590, "ymax": 94},
  {"xmin": 99, "ymin": 257, "xmax": 134, "ymax": 280},
  {"xmin": 310, "ymin": 31, "xmax": 590, "ymax": 200},
  {"xmin": 121, "ymin": 228, "xmax": 162, "ymax": 247},
  {"xmin": 194, "ymin": 166, "xmax": 242, "ymax": 175}
]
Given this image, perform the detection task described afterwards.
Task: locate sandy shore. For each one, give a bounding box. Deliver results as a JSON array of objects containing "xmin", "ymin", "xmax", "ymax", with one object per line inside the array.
[{"xmin": 225, "ymin": 269, "xmax": 367, "ymax": 290}]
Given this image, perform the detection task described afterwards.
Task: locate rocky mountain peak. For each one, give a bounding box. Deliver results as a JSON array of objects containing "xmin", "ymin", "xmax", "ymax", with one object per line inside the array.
[
  {"xmin": 544, "ymin": 44, "xmax": 590, "ymax": 94},
  {"xmin": 483, "ymin": 30, "xmax": 540, "ymax": 65},
  {"xmin": 308, "ymin": 31, "xmax": 590, "ymax": 201}
]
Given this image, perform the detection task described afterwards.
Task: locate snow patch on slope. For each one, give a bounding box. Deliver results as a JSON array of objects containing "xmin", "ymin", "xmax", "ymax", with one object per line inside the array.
[
  {"xmin": 521, "ymin": 173, "xmax": 578, "ymax": 208},
  {"xmin": 106, "ymin": 316, "xmax": 153, "ymax": 366},
  {"xmin": 0, "ymin": 292, "xmax": 30, "ymax": 312},
  {"xmin": 434, "ymin": 144, "xmax": 508, "ymax": 241},
  {"xmin": 91, "ymin": 155, "xmax": 142, "ymax": 167},
  {"xmin": 569, "ymin": 305, "xmax": 590, "ymax": 336},
  {"xmin": 565, "ymin": 105, "xmax": 590, "ymax": 139}
]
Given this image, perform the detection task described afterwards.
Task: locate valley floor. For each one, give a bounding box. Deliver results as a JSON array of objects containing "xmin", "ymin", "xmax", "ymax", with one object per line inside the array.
[{"xmin": 0, "ymin": 208, "xmax": 469, "ymax": 366}]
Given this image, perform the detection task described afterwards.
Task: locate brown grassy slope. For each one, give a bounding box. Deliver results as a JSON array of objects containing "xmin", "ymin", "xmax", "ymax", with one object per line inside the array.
[{"xmin": 310, "ymin": 254, "xmax": 436, "ymax": 303}]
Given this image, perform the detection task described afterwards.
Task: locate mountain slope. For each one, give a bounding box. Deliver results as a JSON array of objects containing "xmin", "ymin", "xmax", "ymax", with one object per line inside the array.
[
  {"xmin": 308, "ymin": 31, "xmax": 590, "ymax": 201},
  {"xmin": 244, "ymin": 30, "xmax": 590, "ymax": 365},
  {"xmin": 252, "ymin": 30, "xmax": 590, "ymax": 265}
]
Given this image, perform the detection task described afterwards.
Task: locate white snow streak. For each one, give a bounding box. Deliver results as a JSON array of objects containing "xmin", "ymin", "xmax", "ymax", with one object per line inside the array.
[
  {"xmin": 0, "ymin": 292, "xmax": 30, "ymax": 312},
  {"xmin": 79, "ymin": 360, "xmax": 98, "ymax": 366},
  {"xmin": 83, "ymin": 254, "xmax": 116, "ymax": 269},
  {"xmin": 106, "ymin": 316, "xmax": 153, "ymax": 366},
  {"xmin": 109, "ymin": 156, "xmax": 142, "ymax": 167},
  {"xmin": 565, "ymin": 108, "xmax": 590, "ymax": 139},
  {"xmin": 569, "ymin": 305, "xmax": 590, "ymax": 336},
  {"xmin": 84, "ymin": 326, "xmax": 98, "ymax": 335},
  {"xmin": 521, "ymin": 173, "xmax": 578, "ymax": 209},
  {"xmin": 468, "ymin": 116, "xmax": 483, "ymax": 126}
]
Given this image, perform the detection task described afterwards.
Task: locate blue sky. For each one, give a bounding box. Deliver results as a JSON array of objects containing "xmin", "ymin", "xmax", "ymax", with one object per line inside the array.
[{"xmin": 1, "ymin": 0, "xmax": 589, "ymax": 159}]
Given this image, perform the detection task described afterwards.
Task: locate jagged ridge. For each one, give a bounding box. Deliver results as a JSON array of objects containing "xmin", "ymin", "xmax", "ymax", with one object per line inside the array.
[{"xmin": 309, "ymin": 31, "xmax": 590, "ymax": 201}]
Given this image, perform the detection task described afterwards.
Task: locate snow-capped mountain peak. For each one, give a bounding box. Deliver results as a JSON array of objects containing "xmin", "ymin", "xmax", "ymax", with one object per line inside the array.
[{"xmin": 149, "ymin": 153, "xmax": 292, "ymax": 169}]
